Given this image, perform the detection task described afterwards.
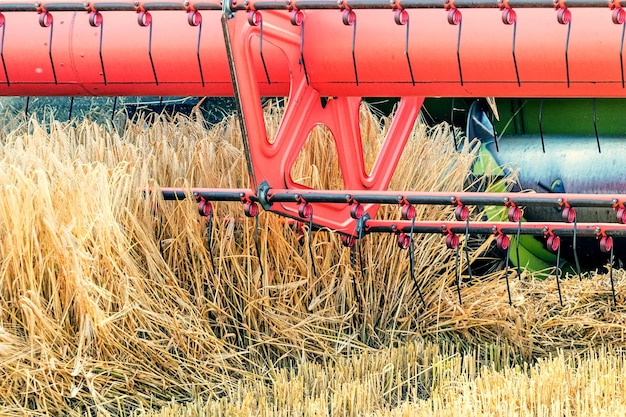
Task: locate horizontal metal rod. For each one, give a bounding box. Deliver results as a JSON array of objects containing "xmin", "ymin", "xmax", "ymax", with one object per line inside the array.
[
  {"xmin": 238, "ymin": 0, "xmax": 612, "ymax": 10},
  {"xmin": 250, "ymin": 1, "xmax": 290, "ymax": 9},
  {"xmin": 89, "ymin": 2, "xmax": 138, "ymax": 10},
  {"xmin": 139, "ymin": 2, "xmax": 188, "ymax": 10},
  {"xmin": 0, "ymin": 0, "xmax": 222, "ymax": 12},
  {"xmin": 41, "ymin": 2, "xmax": 89, "ymax": 11},
  {"xmin": 267, "ymin": 189, "xmax": 623, "ymax": 209},
  {"xmin": 190, "ymin": 2, "xmax": 222, "ymax": 9},
  {"xmin": 159, "ymin": 187, "xmax": 254, "ymax": 201},
  {"xmin": 0, "ymin": 2, "xmax": 38, "ymax": 11},
  {"xmin": 365, "ymin": 220, "xmax": 626, "ymax": 237},
  {"xmin": 0, "ymin": 0, "xmax": 608, "ymax": 12}
]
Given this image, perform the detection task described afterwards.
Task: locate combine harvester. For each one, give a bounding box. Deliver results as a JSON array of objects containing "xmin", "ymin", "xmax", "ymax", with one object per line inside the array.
[{"xmin": 1, "ymin": 0, "xmax": 625, "ymax": 303}]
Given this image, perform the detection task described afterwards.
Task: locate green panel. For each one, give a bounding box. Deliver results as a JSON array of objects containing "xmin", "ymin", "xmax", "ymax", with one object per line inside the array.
[{"xmin": 492, "ymin": 99, "xmax": 626, "ymax": 138}]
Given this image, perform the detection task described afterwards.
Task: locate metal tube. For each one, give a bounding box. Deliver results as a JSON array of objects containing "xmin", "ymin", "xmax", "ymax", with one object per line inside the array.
[
  {"xmin": 365, "ymin": 220, "xmax": 626, "ymax": 237},
  {"xmin": 159, "ymin": 187, "xmax": 252, "ymax": 201},
  {"xmin": 269, "ymin": 189, "xmax": 624, "ymax": 208},
  {"xmin": 42, "ymin": 3, "xmax": 89, "ymax": 11},
  {"xmin": 91, "ymin": 2, "xmax": 138, "ymax": 10}
]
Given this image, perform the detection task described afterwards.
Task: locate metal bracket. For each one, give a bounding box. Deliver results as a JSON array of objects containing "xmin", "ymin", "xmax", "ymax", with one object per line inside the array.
[{"xmin": 257, "ymin": 180, "xmax": 272, "ymax": 211}]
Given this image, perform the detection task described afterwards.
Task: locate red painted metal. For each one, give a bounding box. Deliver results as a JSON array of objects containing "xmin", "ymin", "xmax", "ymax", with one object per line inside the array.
[{"xmin": 0, "ymin": 4, "xmax": 624, "ymax": 97}]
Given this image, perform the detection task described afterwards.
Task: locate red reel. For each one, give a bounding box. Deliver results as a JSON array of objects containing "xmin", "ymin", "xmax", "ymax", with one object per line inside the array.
[
  {"xmin": 496, "ymin": 234, "xmax": 510, "ymax": 251},
  {"xmin": 454, "ymin": 205, "xmax": 469, "ymax": 221},
  {"xmin": 244, "ymin": 201, "xmax": 259, "ymax": 217},
  {"xmin": 547, "ymin": 235, "xmax": 560, "ymax": 252},
  {"xmin": 600, "ymin": 235, "xmax": 613, "ymax": 253},
  {"xmin": 397, "ymin": 233, "xmax": 411, "ymax": 250},
  {"xmin": 298, "ymin": 202, "xmax": 313, "ymax": 218},
  {"xmin": 446, "ymin": 233, "xmax": 459, "ymax": 249},
  {"xmin": 198, "ymin": 200, "xmax": 213, "ymax": 217},
  {"xmin": 401, "ymin": 204, "xmax": 416, "ymax": 221}
]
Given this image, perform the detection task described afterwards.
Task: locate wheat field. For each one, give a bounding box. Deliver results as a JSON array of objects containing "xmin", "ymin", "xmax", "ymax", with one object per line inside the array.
[{"xmin": 1, "ymin": 102, "xmax": 626, "ymax": 416}]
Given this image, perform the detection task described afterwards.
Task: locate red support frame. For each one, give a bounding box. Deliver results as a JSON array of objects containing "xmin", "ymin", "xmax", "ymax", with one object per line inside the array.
[{"xmin": 222, "ymin": 10, "xmax": 422, "ymax": 235}]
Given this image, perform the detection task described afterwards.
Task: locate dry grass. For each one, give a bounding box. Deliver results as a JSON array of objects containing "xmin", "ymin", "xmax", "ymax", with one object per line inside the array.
[
  {"xmin": 0, "ymin": 103, "xmax": 625, "ymax": 416},
  {"xmin": 145, "ymin": 342, "xmax": 626, "ymax": 417}
]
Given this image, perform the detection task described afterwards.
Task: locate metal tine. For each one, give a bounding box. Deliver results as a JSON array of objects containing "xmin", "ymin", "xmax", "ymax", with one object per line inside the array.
[
  {"xmin": 456, "ymin": 17, "xmax": 463, "ymax": 86},
  {"xmin": 394, "ymin": 9, "xmax": 415, "ymax": 86},
  {"xmin": 196, "ymin": 194, "xmax": 216, "ymax": 274},
  {"xmin": 447, "ymin": 9, "xmax": 464, "ymax": 86},
  {"xmin": 573, "ymin": 217, "xmax": 582, "ymax": 279},
  {"xmin": 555, "ymin": 242, "xmax": 563, "ymax": 306},
  {"xmin": 207, "ymin": 212, "xmax": 217, "ymax": 274},
  {"xmin": 610, "ymin": 243, "xmax": 617, "ymax": 306},
  {"xmin": 206, "ymin": 209, "xmax": 216, "ymax": 275},
  {"xmin": 111, "ymin": 96, "xmax": 118, "ymax": 123},
  {"xmin": 356, "ymin": 222, "xmax": 366, "ymax": 281},
  {"xmin": 450, "ymin": 98, "xmax": 458, "ymax": 150},
  {"xmin": 0, "ymin": 15, "xmax": 10, "ymax": 86},
  {"xmin": 464, "ymin": 214, "xmax": 473, "ymax": 282},
  {"xmin": 253, "ymin": 211, "xmax": 265, "ymax": 280},
  {"xmin": 307, "ymin": 209, "xmax": 317, "ymax": 278},
  {"xmin": 188, "ymin": 10, "xmax": 205, "ymax": 87},
  {"xmin": 153, "ymin": 202, "xmax": 165, "ymax": 258},
  {"xmin": 489, "ymin": 105, "xmax": 499, "ymax": 152},
  {"xmin": 503, "ymin": 236, "xmax": 513, "ymax": 305},
  {"xmin": 502, "ymin": 8, "xmax": 521, "ymax": 87},
  {"xmin": 600, "ymin": 234, "xmax": 617, "ymax": 306},
  {"xmin": 137, "ymin": 11, "xmax": 158, "ymax": 85},
  {"xmin": 455, "ymin": 244, "xmax": 462, "ymax": 305},
  {"xmin": 87, "ymin": 11, "xmax": 107, "ymax": 85},
  {"xmin": 557, "ymin": 8, "xmax": 572, "ymax": 88},
  {"xmin": 619, "ymin": 10, "xmax": 626, "ymax": 89},
  {"xmin": 408, "ymin": 216, "xmax": 426, "ymax": 307},
  {"xmin": 341, "ymin": 9, "xmax": 359, "ymax": 86},
  {"xmin": 539, "ymin": 99, "xmax": 545, "ymax": 153},
  {"xmin": 68, "ymin": 97, "xmax": 74, "ymax": 121},
  {"xmin": 515, "ymin": 215, "xmax": 522, "ymax": 278},
  {"xmin": 298, "ymin": 17, "xmax": 310, "ymax": 85},
  {"xmin": 349, "ymin": 244, "xmax": 363, "ymax": 307},
  {"xmin": 39, "ymin": 12, "xmax": 58, "ymax": 84},
  {"xmin": 24, "ymin": 96, "xmax": 30, "ymax": 119},
  {"xmin": 251, "ymin": 12, "xmax": 271, "ymax": 84},
  {"xmin": 593, "ymin": 98, "xmax": 601, "ymax": 153}
]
